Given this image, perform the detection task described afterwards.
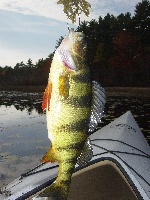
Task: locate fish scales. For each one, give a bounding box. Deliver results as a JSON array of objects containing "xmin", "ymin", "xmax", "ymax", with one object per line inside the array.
[
  {"xmin": 47, "ymin": 67, "xmax": 91, "ymax": 149},
  {"xmin": 47, "ymin": 71, "xmax": 91, "ymax": 138},
  {"xmin": 40, "ymin": 30, "xmax": 92, "ymax": 199}
]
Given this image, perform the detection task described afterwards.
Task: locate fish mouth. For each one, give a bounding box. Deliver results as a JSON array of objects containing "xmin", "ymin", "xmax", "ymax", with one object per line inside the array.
[{"xmin": 56, "ymin": 30, "xmax": 86, "ymax": 71}]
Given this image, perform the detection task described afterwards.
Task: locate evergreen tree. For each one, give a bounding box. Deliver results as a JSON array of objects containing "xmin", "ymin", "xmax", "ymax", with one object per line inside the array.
[
  {"xmin": 54, "ymin": 36, "xmax": 64, "ymax": 50},
  {"xmin": 26, "ymin": 58, "xmax": 34, "ymax": 68},
  {"xmin": 133, "ymin": 0, "xmax": 150, "ymax": 44},
  {"xmin": 117, "ymin": 12, "xmax": 132, "ymax": 32}
]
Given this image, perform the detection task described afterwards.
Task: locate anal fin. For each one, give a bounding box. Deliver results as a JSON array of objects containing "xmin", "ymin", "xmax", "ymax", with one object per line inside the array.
[
  {"xmin": 41, "ymin": 147, "xmax": 57, "ymax": 163},
  {"xmin": 77, "ymin": 138, "xmax": 93, "ymax": 167}
]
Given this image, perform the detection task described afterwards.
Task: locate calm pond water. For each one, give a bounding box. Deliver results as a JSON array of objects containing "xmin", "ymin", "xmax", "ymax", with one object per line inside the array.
[{"xmin": 0, "ymin": 89, "xmax": 150, "ymax": 187}]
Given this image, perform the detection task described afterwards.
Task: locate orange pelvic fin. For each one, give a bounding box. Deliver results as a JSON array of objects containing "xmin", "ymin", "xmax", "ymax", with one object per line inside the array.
[
  {"xmin": 41, "ymin": 147, "xmax": 57, "ymax": 163},
  {"xmin": 42, "ymin": 81, "xmax": 52, "ymax": 111}
]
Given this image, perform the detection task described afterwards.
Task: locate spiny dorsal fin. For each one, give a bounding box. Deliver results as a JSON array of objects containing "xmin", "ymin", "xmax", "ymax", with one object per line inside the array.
[{"xmin": 88, "ymin": 81, "xmax": 106, "ymax": 133}]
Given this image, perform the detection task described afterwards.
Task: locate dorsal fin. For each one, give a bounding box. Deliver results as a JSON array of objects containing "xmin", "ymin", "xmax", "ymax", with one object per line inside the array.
[{"xmin": 88, "ymin": 81, "xmax": 106, "ymax": 133}]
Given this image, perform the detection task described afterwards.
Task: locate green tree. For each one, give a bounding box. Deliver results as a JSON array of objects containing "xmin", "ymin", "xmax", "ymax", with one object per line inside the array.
[
  {"xmin": 117, "ymin": 12, "xmax": 132, "ymax": 32},
  {"xmin": 101, "ymin": 14, "xmax": 117, "ymax": 43},
  {"xmin": 36, "ymin": 58, "xmax": 45, "ymax": 68},
  {"xmin": 77, "ymin": 20, "xmax": 89, "ymax": 34},
  {"xmin": 26, "ymin": 58, "xmax": 34, "ymax": 68},
  {"xmin": 48, "ymin": 53, "xmax": 54, "ymax": 59},
  {"xmin": 14, "ymin": 63, "xmax": 20, "ymax": 70},
  {"xmin": 2, "ymin": 66, "xmax": 14, "ymax": 84},
  {"xmin": 57, "ymin": 0, "xmax": 91, "ymax": 23},
  {"xmin": 54, "ymin": 36, "xmax": 64, "ymax": 50},
  {"xmin": 133, "ymin": 0, "xmax": 150, "ymax": 44}
]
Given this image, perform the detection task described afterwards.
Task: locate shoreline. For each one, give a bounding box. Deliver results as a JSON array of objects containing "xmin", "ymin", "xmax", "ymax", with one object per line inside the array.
[
  {"xmin": 0, "ymin": 85, "xmax": 45, "ymax": 92},
  {"xmin": 0, "ymin": 86, "xmax": 150, "ymax": 97},
  {"xmin": 105, "ymin": 87, "xmax": 150, "ymax": 97}
]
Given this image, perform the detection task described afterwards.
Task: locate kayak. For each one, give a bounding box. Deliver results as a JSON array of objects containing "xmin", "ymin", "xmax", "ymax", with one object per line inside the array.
[{"xmin": 0, "ymin": 111, "xmax": 150, "ymax": 200}]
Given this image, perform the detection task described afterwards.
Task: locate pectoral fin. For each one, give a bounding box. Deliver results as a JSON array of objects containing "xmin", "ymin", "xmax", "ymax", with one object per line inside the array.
[
  {"xmin": 59, "ymin": 74, "xmax": 70, "ymax": 99},
  {"xmin": 41, "ymin": 146, "xmax": 57, "ymax": 163},
  {"xmin": 42, "ymin": 81, "xmax": 52, "ymax": 111}
]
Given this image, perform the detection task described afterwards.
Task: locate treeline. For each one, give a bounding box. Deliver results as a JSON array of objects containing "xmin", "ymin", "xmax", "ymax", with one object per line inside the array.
[
  {"xmin": 0, "ymin": 57, "xmax": 52, "ymax": 86},
  {"xmin": 0, "ymin": 0, "xmax": 149, "ymax": 87},
  {"xmin": 76, "ymin": 0, "xmax": 150, "ymax": 86}
]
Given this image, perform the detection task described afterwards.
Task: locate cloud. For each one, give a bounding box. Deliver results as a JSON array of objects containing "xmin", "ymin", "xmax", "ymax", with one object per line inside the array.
[
  {"xmin": 0, "ymin": 0, "xmax": 141, "ymax": 23},
  {"xmin": 0, "ymin": 10, "xmax": 72, "ymax": 67},
  {"xmin": 0, "ymin": 8, "xmax": 58, "ymax": 33},
  {"xmin": 0, "ymin": 0, "xmax": 141, "ymax": 67},
  {"xmin": 0, "ymin": 20, "xmax": 57, "ymax": 33},
  {"xmin": 0, "ymin": 0, "xmax": 71, "ymax": 23},
  {"xmin": 90, "ymin": 0, "xmax": 141, "ymax": 18}
]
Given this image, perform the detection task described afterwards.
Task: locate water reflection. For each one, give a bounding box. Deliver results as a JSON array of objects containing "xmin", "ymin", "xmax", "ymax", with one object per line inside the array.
[
  {"xmin": 0, "ymin": 90, "xmax": 149, "ymax": 187},
  {"xmin": 0, "ymin": 90, "xmax": 149, "ymax": 143},
  {"xmin": 0, "ymin": 91, "xmax": 150, "ymax": 142},
  {"xmin": 0, "ymin": 91, "xmax": 49, "ymax": 187},
  {"xmin": 0, "ymin": 91, "xmax": 43, "ymax": 114}
]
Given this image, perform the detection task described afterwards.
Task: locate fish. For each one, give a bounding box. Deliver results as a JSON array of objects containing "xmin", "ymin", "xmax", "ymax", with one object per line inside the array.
[{"xmin": 40, "ymin": 29, "xmax": 106, "ymax": 200}]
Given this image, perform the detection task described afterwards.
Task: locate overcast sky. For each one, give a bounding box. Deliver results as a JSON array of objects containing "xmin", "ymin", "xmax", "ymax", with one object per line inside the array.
[{"xmin": 0, "ymin": 0, "xmax": 141, "ymax": 67}]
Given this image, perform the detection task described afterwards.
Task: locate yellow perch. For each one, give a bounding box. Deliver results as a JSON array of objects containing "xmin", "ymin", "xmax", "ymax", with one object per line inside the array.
[{"xmin": 40, "ymin": 29, "xmax": 105, "ymax": 200}]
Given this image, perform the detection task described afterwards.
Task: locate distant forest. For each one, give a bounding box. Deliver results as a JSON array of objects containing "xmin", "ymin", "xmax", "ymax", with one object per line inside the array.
[{"xmin": 0, "ymin": 0, "xmax": 149, "ymax": 87}]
